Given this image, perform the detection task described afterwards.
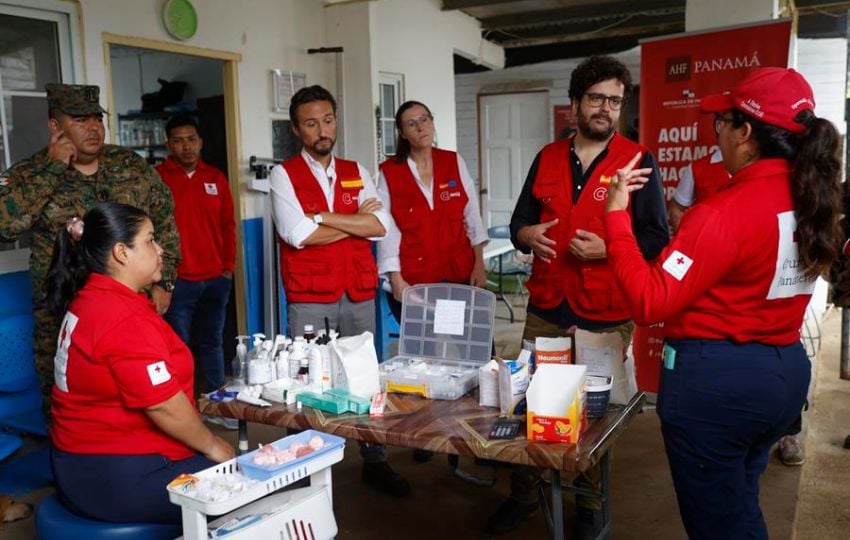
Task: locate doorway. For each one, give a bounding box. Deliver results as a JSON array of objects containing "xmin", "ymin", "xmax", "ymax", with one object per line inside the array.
[
  {"xmin": 104, "ymin": 34, "xmax": 246, "ymax": 379},
  {"xmin": 478, "ymin": 91, "xmax": 549, "ymax": 227}
]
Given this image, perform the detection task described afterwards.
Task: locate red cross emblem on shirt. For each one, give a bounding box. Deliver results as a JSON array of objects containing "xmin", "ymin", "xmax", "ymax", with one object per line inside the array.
[{"xmin": 677, "ymin": 257, "xmax": 685, "ymax": 265}]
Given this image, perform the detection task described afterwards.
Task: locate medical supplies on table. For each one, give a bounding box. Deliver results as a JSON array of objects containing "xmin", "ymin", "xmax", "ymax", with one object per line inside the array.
[{"xmin": 379, "ymin": 284, "xmax": 496, "ymax": 400}]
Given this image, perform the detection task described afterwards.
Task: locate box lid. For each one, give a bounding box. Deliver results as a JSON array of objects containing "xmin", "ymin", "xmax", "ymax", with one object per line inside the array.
[{"xmin": 398, "ymin": 284, "xmax": 496, "ymax": 365}]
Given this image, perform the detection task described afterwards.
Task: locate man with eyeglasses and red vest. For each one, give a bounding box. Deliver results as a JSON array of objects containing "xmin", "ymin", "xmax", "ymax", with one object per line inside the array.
[
  {"xmin": 486, "ymin": 56, "xmax": 669, "ymax": 537},
  {"xmin": 268, "ymin": 85, "xmax": 410, "ymax": 498}
]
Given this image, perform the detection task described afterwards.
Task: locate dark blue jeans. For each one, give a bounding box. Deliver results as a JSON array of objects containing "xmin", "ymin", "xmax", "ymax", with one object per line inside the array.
[
  {"xmin": 51, "ymin": 447, "xmax": 214, "ymax": 524},
  {"xmin": 658, "ymin": 340, "xmax": 810, "ymax": 540},
  {"xmin": 165, "ymin": 276, "xmax": 232, "ymax": 391}
]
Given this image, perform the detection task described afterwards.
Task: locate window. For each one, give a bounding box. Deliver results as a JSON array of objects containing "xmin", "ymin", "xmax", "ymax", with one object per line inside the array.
[
  {"xmin": 0, "ymin": 3, "xmax": 78, "ymax": 266},
  {"xmin": 378, "ymin": 72, "xmax": 404, "ymax": 160}
]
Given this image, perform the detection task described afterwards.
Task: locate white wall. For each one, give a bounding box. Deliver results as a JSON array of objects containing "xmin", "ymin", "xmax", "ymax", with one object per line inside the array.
[
  {"xmin": 372, "ymin": 0, "xmax": 503, "ymax": 155},
  {"xmin": 77, "ymin": 0, "xmax": 335, "ymax": 219},
  {"xmin": 324, "ymin": 1, "xmax": 379, "ymax": 173},
  {"xmin": 109, "ymin": 48, "xmax": 223, "ymax": 115},
  {"xmin": 686, "ymin": 0, "xmax": 779, "ymax": 32}
]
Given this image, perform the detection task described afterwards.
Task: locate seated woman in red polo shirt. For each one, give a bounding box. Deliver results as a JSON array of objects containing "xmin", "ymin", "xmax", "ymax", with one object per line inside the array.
[{"xmin": 45, "ymin": 202, "xmax": 234, "ymax": 524}]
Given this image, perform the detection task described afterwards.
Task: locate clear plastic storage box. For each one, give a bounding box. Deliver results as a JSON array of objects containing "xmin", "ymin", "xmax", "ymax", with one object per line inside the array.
[{"xmin": 379, "ymin": 284, "xmax": 496, "ymax": 400}]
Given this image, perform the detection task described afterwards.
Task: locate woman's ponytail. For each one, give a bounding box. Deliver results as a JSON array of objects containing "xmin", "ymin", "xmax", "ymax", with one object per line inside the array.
[
  {"xmin": 46, "ymin": 221, "xmax": 89, "ymax": 317},
  {"xmin": 791, "ymin": 113, "xmax": 842, "ymax": 279}
]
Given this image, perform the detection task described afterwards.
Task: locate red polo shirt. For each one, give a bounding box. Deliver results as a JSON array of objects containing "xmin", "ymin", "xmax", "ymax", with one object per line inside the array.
[
  {"xmin": 605, "ymin": 159, "xmax": 812, "ymax": 345},
  {"xmin": 157, "ymin": 158, "xmax": 236, "ymax": 281},
  {"xmin": 50, "ymin": 273, "xmax": 196, "ymax": 460}
]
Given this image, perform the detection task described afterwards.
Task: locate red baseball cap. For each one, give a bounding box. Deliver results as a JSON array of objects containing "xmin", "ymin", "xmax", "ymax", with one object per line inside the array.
[{"xmin": 700, "ymin": 67, "xmax": 815, "ymax": 133}]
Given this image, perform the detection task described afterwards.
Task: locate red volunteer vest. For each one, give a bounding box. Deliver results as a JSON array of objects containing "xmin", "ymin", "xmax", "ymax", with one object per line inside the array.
[
  {"xmin": 692, "ymin": 154, "xmax": 731, "ymax": 203},
  {"xmin": 279, "ymin": 155, "xmax": 378, "ymax": 303},
  {"xmin": 380, "ymin": 148, "xmax": 474, "ymax": 285},
  {"xmin": 526, "ymin": 134, "xmax": 647, "ymax": 321}
]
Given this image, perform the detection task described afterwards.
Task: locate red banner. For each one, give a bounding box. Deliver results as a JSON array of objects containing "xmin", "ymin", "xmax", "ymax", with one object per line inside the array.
[
  {"xmin": 639, "ymin": 20, "xmax": 792, "ymax": 202},
  {"xmin": 635, "ymin": 20, "xmax": 792, "ymax": 394}
]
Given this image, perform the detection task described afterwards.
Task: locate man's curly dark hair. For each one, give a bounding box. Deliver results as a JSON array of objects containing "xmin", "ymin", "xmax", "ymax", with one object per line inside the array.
[{"xmin": 568, "ymin": 56, "xmax": 633, "ymax": 102}]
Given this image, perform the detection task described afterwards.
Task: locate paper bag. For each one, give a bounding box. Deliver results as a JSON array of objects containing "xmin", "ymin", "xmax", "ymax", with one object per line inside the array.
[
  {"xmin": 330, "ymin": 331, "xmax": 380, "ymax": 399},
  {"xmin": 574, "ymin": 329, "xmax": 637, "ymax": 405},
  {"xmin": 526, "ymin": 364, "xmax": 586, "ymax": 443}
]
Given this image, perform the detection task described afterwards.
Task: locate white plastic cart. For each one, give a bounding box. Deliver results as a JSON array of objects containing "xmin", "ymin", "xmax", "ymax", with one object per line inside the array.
[{"xmin": 168, "ymin": 431, "xmax": 344, "ymax": 540}]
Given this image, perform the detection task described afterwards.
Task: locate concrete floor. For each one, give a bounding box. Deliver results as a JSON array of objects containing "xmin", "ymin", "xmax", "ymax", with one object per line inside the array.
[{"xmin": 5, "ymin": 298, "xmax": 849, "ymax": 539}]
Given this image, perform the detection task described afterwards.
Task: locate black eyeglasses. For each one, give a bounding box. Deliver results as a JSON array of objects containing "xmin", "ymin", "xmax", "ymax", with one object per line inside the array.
[
  {"xmin": 714, "ymin": 114, "xmax": 734, "ymax": 135},
  {"xmin": 584, "ymin": 93, "xmax": 625, "ymax": 110}
]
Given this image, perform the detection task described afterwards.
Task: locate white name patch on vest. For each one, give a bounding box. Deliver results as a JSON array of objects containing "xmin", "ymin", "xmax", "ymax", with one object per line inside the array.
[
  {"xmin": 147, "ymin": 361, "xmax": 172, "ymax": 386},
  {"xmin": 204, "ymin": 183, "xmax": 218, "ymax": 195},
  {"xmin": 662, "ymin": 250, "xmax": 693, "ymax": 281},
  {"xmin": 54, "ymin": 311, "xmax": 79, "ymax": 393},
  {"xmin": 767, "ymin": 211, "xmax": 816, "ymax": 300}
]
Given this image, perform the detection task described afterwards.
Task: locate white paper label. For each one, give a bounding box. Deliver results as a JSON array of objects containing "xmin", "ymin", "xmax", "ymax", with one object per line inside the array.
[
  {"xmin": 147, "ymin": 361, "xmax": 172, "ymax": 386},
  {"xmin": 54, "ymin": 312, "xmax": 79, "ymax": 393},
  {"xmin": 433, "ymin": 299, "xmax": 466, "ymax": 336},
  {"xmin": 767, "ymin": 211, "xmax": 816, "ymax": 300},
  {"xmin": 662, "ymin": 250, "xmax": 694, "ymax": 281}
]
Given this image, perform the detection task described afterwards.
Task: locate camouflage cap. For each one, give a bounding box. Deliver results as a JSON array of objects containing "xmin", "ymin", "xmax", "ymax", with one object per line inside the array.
[{"xmin": 45, "ymin": 83, "xmax": 108, "ymax": 116}]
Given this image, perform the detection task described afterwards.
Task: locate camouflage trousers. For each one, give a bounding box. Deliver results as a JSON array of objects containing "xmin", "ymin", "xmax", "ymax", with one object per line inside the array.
[
  {"xmin": 33, "ymin": 306, "xmax": 61, "ymax": 412},
  {"xmin": 512, "ymin": 312, "xmax": 635, "ymax": 510}
]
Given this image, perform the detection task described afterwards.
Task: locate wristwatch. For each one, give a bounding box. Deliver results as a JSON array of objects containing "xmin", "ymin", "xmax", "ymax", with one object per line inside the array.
[
  {"xmin": 156, "ymin": 280, "xmax": 176, "ymax": 292},
  {"xmin": 312, "ymin": 213, "xmax": 324, "ymax": 225}
]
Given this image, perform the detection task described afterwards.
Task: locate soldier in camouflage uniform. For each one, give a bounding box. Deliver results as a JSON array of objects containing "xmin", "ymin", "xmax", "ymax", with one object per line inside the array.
[{"xmin": 0, "ymin": 84, "xmax": 181, "ymax": 401}]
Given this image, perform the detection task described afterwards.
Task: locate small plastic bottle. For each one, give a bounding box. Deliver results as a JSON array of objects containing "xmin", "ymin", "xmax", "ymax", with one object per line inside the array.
[
  {"xmin": 289, "ymin": 338, "xmax": 307, "ymax": 379},
  {"xmin": 233, "ymin": 335, "xmax": 248, "ymax": 384},
  {"xmin": 308, "ymin": 347, "xmax": 322, "ymax": 386},
  {"xmin": 296, "ymin": 358, "xmax": 310, "ymax": 384},
  {"xmin": 303, "ymin": 324, "xmax": 316, "ymax": 343}
]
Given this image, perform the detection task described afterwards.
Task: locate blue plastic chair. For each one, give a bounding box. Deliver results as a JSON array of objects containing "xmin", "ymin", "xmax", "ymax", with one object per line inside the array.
[
  {"xmin": 36, "ymin": 495, "xmax": 182, "ymax": 540},
  {"xmin": 0, "ymin": 432, "xmax": 22, "ymax": 461},
  {"xmin": 0, "ymin": 313, "xmax": 47, "ymax": 436}
]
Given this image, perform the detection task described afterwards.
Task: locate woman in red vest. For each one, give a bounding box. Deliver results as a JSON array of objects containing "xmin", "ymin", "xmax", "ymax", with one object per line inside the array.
[
  {"xmin": 45, "ymin": 202, "xmax": 234, "ymax": 525},
  {"xmin": 604, "ymin": 68, "xmax": 841, "ymax": 539},
  {"xmin": 377, "ymin": 101, "xmax": 489, "ymax": 320}
]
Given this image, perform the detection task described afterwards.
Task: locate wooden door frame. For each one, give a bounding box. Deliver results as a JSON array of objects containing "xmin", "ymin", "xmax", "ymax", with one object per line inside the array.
[{"xmin": 101, "ymin": 32, "xmax": 248, "ymax": 334}]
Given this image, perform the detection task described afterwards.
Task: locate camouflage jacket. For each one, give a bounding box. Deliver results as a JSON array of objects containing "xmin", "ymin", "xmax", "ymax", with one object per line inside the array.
[{"xmin": 0, "ymin": 145, "xmax": 181, "ymax": 304}]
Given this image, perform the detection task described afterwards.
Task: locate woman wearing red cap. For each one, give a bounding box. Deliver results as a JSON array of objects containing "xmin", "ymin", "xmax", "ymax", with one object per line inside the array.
[{"xmin": 604, "ymin": 67, "xmax": 842, "ymax": 537}]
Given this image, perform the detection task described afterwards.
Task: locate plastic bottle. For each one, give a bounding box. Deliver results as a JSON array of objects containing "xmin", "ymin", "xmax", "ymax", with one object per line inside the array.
[
  {"xmin": 275, "ymin": 349, "xmax": 290, "ymax": 381},
  {"xmin": 289, "ymin": 338, "xmax": 307, "ymax": 379},
  {"xmin": 308, "ymin": 347, "xmax": 323, "ymax": 386},
  {"xmin": 233, "ymin": 335, "xmax": 249, "ymax": 384},
  {"xmin": 303, "ymin": 324, "xmax": 316, "ymax": 343},
  {"xmin": 296, "ymin": 358, "xmax": 310, "ymax": 384}
]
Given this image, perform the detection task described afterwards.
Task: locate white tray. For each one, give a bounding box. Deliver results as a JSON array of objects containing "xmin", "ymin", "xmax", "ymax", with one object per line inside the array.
[{"xmin": 168, "ymin": 444, "xmax": 344, "ymax": 516}]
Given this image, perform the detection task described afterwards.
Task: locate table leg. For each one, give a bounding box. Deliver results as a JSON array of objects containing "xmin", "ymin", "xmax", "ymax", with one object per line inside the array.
[
  {"xmin": 551, "ymin": 470, "xmax": 564, "ymax": 540},
  {"xmin": 238, "ymin": 419, "xmax": 249, "ymax": 454},
  {"xmin": 498, "ymin": 256, "xmax": 514, "ymax": 323}
]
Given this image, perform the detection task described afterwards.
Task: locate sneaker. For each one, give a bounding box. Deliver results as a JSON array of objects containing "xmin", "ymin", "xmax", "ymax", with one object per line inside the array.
[
  {"xmin": 413, "ymin": 449, "xmax": 433, "ymax": 462},
  {"xmin": 485, "ymin": 498, "xmax": 539, "ymax": 535},
  {"xmin": 573, "ymin": 505, "xmax": 606, "ymax": 540},
  {"xmin": 778, "ymin": 435, "xmax": 805, "ymax": 466},
  {"xmin": 361, "ymin": 461, "xmax": 411, "ymax": 497},
  {"xmin": 204, "ymin": 415, "xmax": 239, "ymax": 431}
]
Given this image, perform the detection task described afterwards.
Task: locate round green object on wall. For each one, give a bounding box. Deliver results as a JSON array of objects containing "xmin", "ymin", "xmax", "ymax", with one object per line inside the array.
[{"xmin": 163, "ymin": 0, "xmax": 198, "ymax": 41}]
